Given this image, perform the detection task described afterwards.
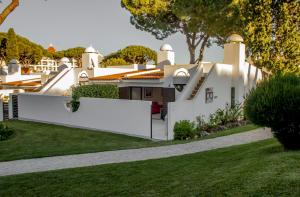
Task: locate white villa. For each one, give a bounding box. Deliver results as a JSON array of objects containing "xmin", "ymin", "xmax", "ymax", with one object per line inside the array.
[{"xmin": 2, "ymin": 34, "xmax": 266, "ymax": 140}]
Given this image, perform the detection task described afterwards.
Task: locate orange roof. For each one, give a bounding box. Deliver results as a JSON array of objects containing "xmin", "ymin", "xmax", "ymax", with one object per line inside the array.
[
  {"xmin": 47, "ymin": 45, "xmax": 56, "ymax": 53},
  {"xmin": 90, "ymin": 69, "xmax": 164, "ymax": 81},
  {"xmin": 0, "ymin": 78, "xmax": 41, "ymax": 87},
  {"xmin": 123, "ymin": 71, "xmax": 164, "ymax": 80}
]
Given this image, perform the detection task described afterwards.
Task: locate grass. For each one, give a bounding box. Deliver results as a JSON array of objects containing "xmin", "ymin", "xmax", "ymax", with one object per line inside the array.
[
  {"xmin": 0, "ymin": 120, "xmax": 157, "ymax": 162},
  {"xmin": 0, "ymin": 139, "xmax": 299, "ymax": 196},
  {"xmin": 0, "ymin": 120, "xmax": 259, "ymax": 162}
]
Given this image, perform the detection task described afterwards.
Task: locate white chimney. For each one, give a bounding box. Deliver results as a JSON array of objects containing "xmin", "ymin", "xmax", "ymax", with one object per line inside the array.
[
  {"xmin": 224, "ymin": 34, "xmax": 246, "ymax": 104},
  {"xmin": 157, "ymin": 44, "xmax": 175, "ymax": 69}
]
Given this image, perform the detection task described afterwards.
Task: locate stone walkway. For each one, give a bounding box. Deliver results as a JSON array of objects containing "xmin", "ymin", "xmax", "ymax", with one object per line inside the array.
[{"xmin": 0, "ymin": 128, "xmax": 272, "ymax": 177}]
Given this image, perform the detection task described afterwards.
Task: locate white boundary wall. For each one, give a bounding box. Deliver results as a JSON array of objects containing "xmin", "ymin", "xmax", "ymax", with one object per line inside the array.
[
  {"xmin": 167, "ymin": 64, "xmax": 233, "ymax": 140},
  {"xmin": 18, "ymin": 94, "xmax": 152, "ymax": 138}
]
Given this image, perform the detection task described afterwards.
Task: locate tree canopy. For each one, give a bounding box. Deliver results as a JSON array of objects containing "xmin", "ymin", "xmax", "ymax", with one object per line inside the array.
[
  {"xmin": 102, "ymin": 45, "xmax": 157, "ymax": 67},
  {"xmin": 54, "ymin": 47, "xmax": 85, "ymax": 67},
  {"xmin": 121, "ymin": 0, "xmax": 239, "ymax": 63},
  {"xmin": 241, "ymin": 0, "xmax": 300, "ymax": 74},
  {"xmin": 0, "ymin": 28, "xmax": 49, "ymax": 66},
  {"xmin": 5, "ymin": 27, "xmax": 19, "ymax": 62}
]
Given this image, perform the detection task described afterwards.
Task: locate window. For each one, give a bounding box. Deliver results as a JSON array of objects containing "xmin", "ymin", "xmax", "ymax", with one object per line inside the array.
[
  {"xmin": 144, "ymin": 87, "xmax": 153, "ymax": 98},
  {"xmin": 205, "ymin": 88, "xmax": 214, "ymax": 103},
  {"xmin": 231, "ymin": 87, "xmax": 235, "ymax": 107}
]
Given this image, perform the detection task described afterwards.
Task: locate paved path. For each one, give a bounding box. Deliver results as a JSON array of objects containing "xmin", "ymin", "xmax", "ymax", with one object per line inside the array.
[{"xmin": 0, "ymin": 128, "xmax": 272, "ymax": 177}]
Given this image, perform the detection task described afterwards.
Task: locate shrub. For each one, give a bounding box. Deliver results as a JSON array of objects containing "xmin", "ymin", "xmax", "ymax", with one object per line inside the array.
[
  {"xmin": 209, "ymin": 103, "xmax": 243, "ymax": 126},
  {"xmin": 196, "ymin": 116, "xmax": 211, "ymax": 137},
  {"xmin": 71, "ymin": 84, "xmax": 119, "ymax": 112},
  {"xmin": 174, "ymin": 120, "xmax": 196, "ymax": 140},
  {"xmin": 102, "ymin": 57, "xmax": 129, "ymax": 67},
  {"xmin": 195, "ymin": 104, "xmax": 245, "ymax": 134},
  {"xmin": 0, "ymin": 123, "xmax": 14, "ymax": 141},
  {"xmin": 244, "ymin": 74, "xmax": 300, "ymax": 150}
]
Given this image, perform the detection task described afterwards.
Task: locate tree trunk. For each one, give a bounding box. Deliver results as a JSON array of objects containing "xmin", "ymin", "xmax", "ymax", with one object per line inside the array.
[
  {"xmin": 184, "ymin": 32, "xmax": 198, "ymax": 64},
  {"xmin": 197, "ymin": 36, "xmax": 209, "ymax": 63},
  {"xmin": 187, "ymin": 45, "xmax": 196, "ymax": 64},
  {"xmin": 0, "ymin": 0, "xmax": 20, "ymax": 26}
]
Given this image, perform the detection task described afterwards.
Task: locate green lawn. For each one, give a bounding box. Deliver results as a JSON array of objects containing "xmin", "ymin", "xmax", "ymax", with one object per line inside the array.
[
  {"xmin": 0, "ymin": 120, "xmax": 259, "ymax": 162},
  {"xmin": 0, "ymin": 139, "xmax": 299, "ymax": 196}
]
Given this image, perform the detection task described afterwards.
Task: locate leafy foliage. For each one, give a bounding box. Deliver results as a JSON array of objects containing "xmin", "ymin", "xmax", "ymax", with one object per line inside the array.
[
  {"xmin": 0, "ymin": 29, "xmax": 47, "ymax": 65},
  {"xmin": 173, "ymin": 0, "xmax": 241, "ymax": 58},
  {"xmin": 55, "ymin": 47, "xmax": 85, "ymax": 67},
  {"xmin": 71, "ymin": 84, "xmax": 119, "ymax": 112},
  {"xmin": 175, "ymin": 104, "xmax": 246, "ymax": 140},
  {"xmin": 119, "ymin": 1, "xmax": 193, "ymax": 63},
  {"xmin": 173, "ymin": 120, "xmax": 196, "ymax": 140},
  {"xmin": 196, "ymin": 104, "xmax": 245, "ymax": 133},
  {"xmin": 122, "ymin": 0, "xmax": 241, "ymax": 63},
  {"xmin": 209, "ymin": 104, "xmax": 243, "ymax": 126},
  {"xmin": 120, "ymin": 45, "xmax": 157, "ymax": 64},
  {"xmin": 241, "ymin": 0, "xmax": 300, "ymax": 74},
  {"xmin": 102, "ymin": 45, "xmax": 156, "ymax": 66},
  {"xmin": 5, "ymin": 28, "xmax": 19, "ymax": 62},
  {"xmin": 244, "ymin": 74, "xmax": 300, "ymax": 149},
  {"xmin": 102, "ymin": 57, "xmax": 129, "ymax": 67},
  {"xmin": 0, "ymin": 123, "xmax": 14, "ymax": 141}
]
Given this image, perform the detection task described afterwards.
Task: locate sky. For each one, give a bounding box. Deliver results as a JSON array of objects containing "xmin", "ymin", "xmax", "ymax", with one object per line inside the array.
[{"xmin": 0, "ymin": 0, "xmax": 224, "ymax": 64}]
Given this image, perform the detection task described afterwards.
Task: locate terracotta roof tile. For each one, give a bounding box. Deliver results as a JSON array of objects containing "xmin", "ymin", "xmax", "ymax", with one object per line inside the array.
[
  {"xmin": 0, "ymin": 78, "xmax": 41, "ymax": 87},
  {"xmin": 90, "ymin": 69, "xmax": 164, "ymax": 81}
]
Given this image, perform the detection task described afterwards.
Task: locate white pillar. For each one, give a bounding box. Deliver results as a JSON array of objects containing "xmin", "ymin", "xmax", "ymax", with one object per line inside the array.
[
  {"xmin": 224, "ymin": 35, "xmax": 246, "ymax": 104},
  {"xmin": 157, "ymin": 44, "xmax": 175, "ymax": 69}
]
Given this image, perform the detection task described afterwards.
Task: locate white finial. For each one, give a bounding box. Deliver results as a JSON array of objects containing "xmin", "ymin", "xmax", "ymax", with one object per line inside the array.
[
  {"xmin": 160, "ymin": 44, "xmax": 173, "ymax": 51},
  {"xmin": 227, "ymin": 34, "xmax": 244, "ymax": 43}
]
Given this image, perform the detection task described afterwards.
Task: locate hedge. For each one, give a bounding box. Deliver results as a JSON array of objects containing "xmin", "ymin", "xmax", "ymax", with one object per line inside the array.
[{"xmin": 71, "ymin": 84, "xmax": 119, "ymax": 112}]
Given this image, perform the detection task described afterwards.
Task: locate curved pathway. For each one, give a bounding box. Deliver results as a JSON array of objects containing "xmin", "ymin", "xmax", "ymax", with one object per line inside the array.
[{"xmin": 0, "ymin": 128, "xmax": 272, "ymax": 177}]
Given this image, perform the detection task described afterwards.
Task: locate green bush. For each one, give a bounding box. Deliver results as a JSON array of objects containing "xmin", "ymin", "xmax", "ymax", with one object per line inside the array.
[
  {"xmin": 102, "ymin": 45, "xmax": 157, "ymax": 67},
  {"xmin": 244, "ymin": 74, "xmax": 300, "ymax": 150},
  {"xmin": 71, "ymin": 84, "xmax": 119, "ymax": 112},
  {"xmin": 209, "ymin": 103, "xmax": 243, "ymax": 126},
  {"xmin": 174, "ymin": 120, "xmax": 196, "ymax": 140},
  {"xmin": 195, "ymin": 104, "xmax": 246, "ymax": 135},
  {"xmin": 0, "ymin": 123, "xmax": 14, "ymax": 141},
  {"xmin": 102, "ymin": 57, "xmax": 129, "ymax": 67}
]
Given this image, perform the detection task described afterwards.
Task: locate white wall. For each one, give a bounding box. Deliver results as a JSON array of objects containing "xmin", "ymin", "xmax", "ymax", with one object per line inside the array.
[
  {"xmin": 167, "ymin": 64, "xmax": 233, "ymax": 140},
  {"xmin": 0, "ymin": 74, "xmax": 41, "ymax": 83},
  {"xmin": 93, "ymin": 67, "xmax": 136, "ymax": 77},
  {"xmin": 40, "ymin": 67, "xmax": 75, "ymax": 96},
  {"xmin": 0, "ymin": 89, "xmax": 25, "ymax": 97},
  {"xmin": 243, "ymin": 62, "xmax": 263, "ymax": 94},
  {"xmin": 157, "ymin": 51, "xmax": 175, "ymax": 69},
  {"xmin": 18, "ymin": 94, "xmax": 152, "ymax": 138}
]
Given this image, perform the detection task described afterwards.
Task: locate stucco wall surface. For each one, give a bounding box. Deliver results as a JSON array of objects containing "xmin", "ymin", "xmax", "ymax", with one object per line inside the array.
[
  {"xmin": 18, "ymin": 94, "xmax": 152, "ymax": 138},
  {"xmin": 167, "ymin": 64, "xmax": 233, "ymax": 140}
]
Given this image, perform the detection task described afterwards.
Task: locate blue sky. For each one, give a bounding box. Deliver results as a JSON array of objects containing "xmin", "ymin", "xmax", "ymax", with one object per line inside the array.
[{"xmin": 0, "ymin": 0, "xmax": 224, "ymax": 64}]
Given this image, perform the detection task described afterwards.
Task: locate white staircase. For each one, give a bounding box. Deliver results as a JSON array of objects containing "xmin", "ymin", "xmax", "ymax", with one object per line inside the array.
[{"xmin": 177, "ymin": 64, "xmax": 205, "ymax": 101}]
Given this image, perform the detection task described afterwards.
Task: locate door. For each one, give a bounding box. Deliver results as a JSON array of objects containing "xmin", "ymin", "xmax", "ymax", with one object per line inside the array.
[
  {"xmin": 131, "ymin": 87, "xmax": 142, "ymax": 100},
  {"xmin": 2, "ymin": 102, "xmax": 8, "ymax": 120},
  {"xmin": 161, "ymin": 88, "xmax": 175, "ymax": 119},
  {"xmin": 12, "ymin": 95, "xmax": 18, "ymax": 119},
  {"xmin": 119, "ymin": 87, "xmax": 130, "ymax": 99}
]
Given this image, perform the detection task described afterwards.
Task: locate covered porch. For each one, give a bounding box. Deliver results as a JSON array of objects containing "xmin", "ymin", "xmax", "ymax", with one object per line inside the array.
[{"xmin": 119, "ymin": 86, "xmax": 175, "ymax": 120}]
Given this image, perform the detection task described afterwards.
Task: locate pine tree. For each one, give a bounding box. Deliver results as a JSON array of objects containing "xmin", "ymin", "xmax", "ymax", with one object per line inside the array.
[{"xmin": 6, "ymin": 28, "xmax": 19, "ymax": 63}]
